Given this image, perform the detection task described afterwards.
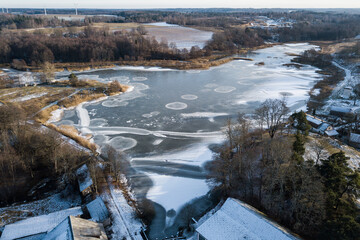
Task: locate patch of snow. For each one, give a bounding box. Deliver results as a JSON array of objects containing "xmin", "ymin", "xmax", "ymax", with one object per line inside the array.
[{"xmin": 10, "ymin": 92, "xmax": 47, "ymax": 102}]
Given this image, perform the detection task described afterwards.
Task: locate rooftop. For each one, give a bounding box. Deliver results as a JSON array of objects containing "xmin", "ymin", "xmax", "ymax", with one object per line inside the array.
[
  {"xmin": 196, "ymin": 198, "xmax": 298, "ymax": 240},
  {"xmin": 350, "ymin": 133, "xmax": 360, "ymax": 143},
  {"xmin": 43, "ymin": 216, "xmax": 108, "ymax": 240},
  {"xmin": 76, "ymin": 164, "xmax": 93, "ymax": 192},
  {"xmin": 0, "ymin": 207, "xmax": 83, "ymax": 240},
  {"xmin": 86, "ymin": 197, "xmax": 109, "ymax": 222}
]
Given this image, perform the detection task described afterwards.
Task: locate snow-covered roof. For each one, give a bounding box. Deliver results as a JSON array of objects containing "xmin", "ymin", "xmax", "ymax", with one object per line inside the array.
[
  {"xmin": 330, "ymin": 106, "xmax": 353, "ymax": 113},
  {"xmin": 325, "ymin": 129, "xmax": 339, "ymax": 137},
  {"xmin": 317, "ymin": 123, "xmax": 331, "ymax": 132},
  {"xmin": 86, "ymin": 197, "xmax": 109, "ymax": 222},
  {"xmin": 306, "ymin": 115, "xmax": 323, "ymax": 126},
  {"xmin": 76, "ymin": 164, "xmax": 93, "ymax": 192},
  {"xmin": 355, "ymin": 34, "xmax": 360, "ymax": 40},
  {"xmin": 0, "ymin": 207, "xmax": 83, "ymax": 240},
  {"xmin": 196, "ymin": 198, "xmax": 297, "ymax": 240},
  {"xmin": 43, "ymin": 216, "xmax": 108, "ymax": 240},
  {"xmin": 350, "ymin": 133, "xmax": 360, "ymax": 143}
]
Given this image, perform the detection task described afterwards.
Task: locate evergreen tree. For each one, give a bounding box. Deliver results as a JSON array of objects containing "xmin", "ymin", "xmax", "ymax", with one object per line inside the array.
[
  {"xmin": 318, "ymin": 151, "xmax": 360, "ymax": 240},
  {"xmin": 291, "ymin": 111, "xmax": 311, "ymax": 136}
]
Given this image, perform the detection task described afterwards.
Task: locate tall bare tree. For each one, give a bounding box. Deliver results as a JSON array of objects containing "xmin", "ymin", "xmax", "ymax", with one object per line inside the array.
[{"xmin": 255, "ymin": 98, "xmax": 289, "ymax": 138}]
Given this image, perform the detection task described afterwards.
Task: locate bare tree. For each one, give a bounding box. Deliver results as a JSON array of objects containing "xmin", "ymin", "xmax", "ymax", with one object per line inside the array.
[
  {"xmin": 40, "ymin": 62, "xmax": 55, "ymax": 84},
  {"xmin": 255, "ymin": 98, "xmax": 289, "ymax": 138}
]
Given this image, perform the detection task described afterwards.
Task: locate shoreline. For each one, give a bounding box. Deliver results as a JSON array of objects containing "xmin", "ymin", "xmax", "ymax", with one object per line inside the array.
[{"xmin": 39, "ymin": 83, "xmax": 133, "ymax": 153}]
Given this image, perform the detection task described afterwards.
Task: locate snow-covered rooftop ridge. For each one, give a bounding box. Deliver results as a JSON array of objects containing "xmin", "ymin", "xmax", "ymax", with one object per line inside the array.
[
  {"xmin": 196, "ymin": 198, "xmax": 298, "ymax": 240},
  {"xmin": 76, "ymin": 164, "xmax": 93, "ymax": 192},
  {"xmin": 86, "ymin": 197, "xmax": 109, "ymax": 222},
  {"xmin": 330, "ymin": 106, "xmax": 354, "ymax": 113},
  {"xmin": 0, "ymin": 207, "xmax": 83, "ymax": 240},
  {"xmin": 43, "ymin": 216, "xmax": 108, "ymax": 240},
  {"xmin": 306, "ymin": 115, "xmax": 323, "ymax": 126},
  {"xmin": 350, "ymin": 133, "xmax": 360, "ymax": 143}
]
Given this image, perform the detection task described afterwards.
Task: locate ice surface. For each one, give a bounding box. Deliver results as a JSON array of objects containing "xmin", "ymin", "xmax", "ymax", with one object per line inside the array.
[{"xmin": 146, "ymin": 173, "xmax": 209, "ymax": 214}]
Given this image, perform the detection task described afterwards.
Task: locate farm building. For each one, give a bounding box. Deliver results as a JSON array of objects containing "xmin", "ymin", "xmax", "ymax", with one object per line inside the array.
[
  {"xmin": 43, "ymin": 216, "xmax": 108, "ymax": 240},
  {"xmin": 325, "ymin": 129, "xmax": 339, "ymax": 137},
  {"xmin": 306, "ymin": 114, "xmax": 323, "ymax": 128},
  {"xmin": 349, "ymin": 133, "xmax": 360, "ymax": 148},
  {"xmin": 195, "ymin": 198, "xmax": 298, "ymax": 240},
  {"xmin": 330, "ymin": 106, "xmax": 354, "ymax": 118},
  {"xmin": 0, "ymin": 207, "xmax": 83, "ymax": 240},
  {"xmin": 86, "ymin": 197, "xmax": 109, "ymax": 223},
  {"xmin": 315, "ymin": 123, "xmax": 333, "ymax": 134},
  {"xmin": 76, "ymin": 164, "xmax": 93, "ymax": 196}
]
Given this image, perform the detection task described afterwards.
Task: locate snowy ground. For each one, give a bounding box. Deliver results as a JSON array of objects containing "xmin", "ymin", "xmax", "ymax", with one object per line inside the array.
[{"xmin": 103, "ymin": 176, "xmax": 144, "ymax": 240}]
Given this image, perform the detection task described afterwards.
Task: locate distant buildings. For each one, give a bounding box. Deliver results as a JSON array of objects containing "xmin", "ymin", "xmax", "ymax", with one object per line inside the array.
[
  {"xmin": 306, "ymin": 114, "xmax": 339, "ymax": 137},
  {"xmin": 195, "ymin": 198, "xmax": 298, "ymax": 240},
  {"xmin": 330, "ymin": 106, "xmax": 354, "ymax": 118}
]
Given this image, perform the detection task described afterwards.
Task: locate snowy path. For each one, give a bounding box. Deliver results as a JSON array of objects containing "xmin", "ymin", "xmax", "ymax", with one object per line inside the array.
[
  {"xmin": 104, "ymin": 177, "xmax": 143, "ymax": 240},
  {"xmin": 321, "ymin": 61, "xmax": 358, "ymax": 113}
]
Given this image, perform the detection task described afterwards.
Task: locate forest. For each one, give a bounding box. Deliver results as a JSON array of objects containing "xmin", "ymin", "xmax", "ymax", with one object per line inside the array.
[
  {"xmin": 206, "ymin": 102, "xmax": 360, "ymax": 240},
  {"xmin": 0, "ymin": 10, "xmax": 359, "ymax": 66}
]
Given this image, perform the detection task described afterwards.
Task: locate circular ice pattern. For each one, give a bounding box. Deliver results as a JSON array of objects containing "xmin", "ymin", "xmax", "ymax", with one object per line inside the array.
[
  {"xmin": 108, "ymin": 136, "xmax": 137, "ymax": 151},
  {"xmin": 165, "ymin": 102, "xmax": 188, "ymax": 110},
  {"xmin": 102, "ymin": 100, "xmax": 129, "ymax": 108},
  {"xmin": 133, "ymin": 77, "xmax": 148, "ymax": 81},
  {"xmin": 214, "ymin": 86, "xmax": 236, "ymax": 93},
  {"xmin": 181, "ymin": 94, "xmax": 198, "ymax": 100}
]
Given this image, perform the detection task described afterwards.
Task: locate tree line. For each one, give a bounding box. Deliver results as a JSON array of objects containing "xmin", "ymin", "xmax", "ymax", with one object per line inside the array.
[
  {"xmin": 0, "ymin": 103, "xmax": 89, "ymax": 205},
  {"xmin": 0, "ymin": 26, "xmax": 207, "ymax": 66},
  {"xmin": 206, "ymin": 99, "xmax": 360, "ymax": 239}
]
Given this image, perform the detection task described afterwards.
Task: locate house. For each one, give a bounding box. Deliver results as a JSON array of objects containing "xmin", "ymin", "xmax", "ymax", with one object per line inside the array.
[
  {"xmin": 306, "ymin": 114, "xmax": 336, "ymax": 136},
  {"xmin": 0, "ymin": 207, "xmax": 83, "ymax": 240},
  {"xmin": 306, "ymin": 114, "xmax": 323, "ymax": 128},
  {"xmin": 349, "ymin": 133, "xmax": 360, "ymax": 148},
  {"xmin": 43, "ymin": 216, "xmax": 108, "ymax": 240},
  {"xmin": 341, "ymin": 87, "xmax": 352, "ymax": 99},
  {"xmin": 76, "ymin": 164, "xmax": 93, "ymax": 196},
  {"xmin": 195, "ymin": 198, "xmax": 298, "ymax": 240},
  {"xmin": 330, "ymin": 106, "xmax": 354, "ymax": 118},
  {"xmin": 316, "ymin": 123, "xmax": 333, "ymax": 134},
  {"xmin": 325, "ymin": 129, "xmax": 339, "ymax": 137},
  {"xmin": 86, "ymin": 197, "xmax": 109, "ymax": 223}
]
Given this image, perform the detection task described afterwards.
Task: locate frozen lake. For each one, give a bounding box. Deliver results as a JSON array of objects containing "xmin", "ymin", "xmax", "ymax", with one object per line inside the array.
[{"xmin": 54, "ymin": 43, "xmax": 321, "ymax": 238}]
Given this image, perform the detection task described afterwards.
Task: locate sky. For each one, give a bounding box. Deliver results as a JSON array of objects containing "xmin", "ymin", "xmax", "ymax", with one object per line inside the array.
[{"xmin": 3, "ymin": 0, "xmax": 360, "ymax": 9}]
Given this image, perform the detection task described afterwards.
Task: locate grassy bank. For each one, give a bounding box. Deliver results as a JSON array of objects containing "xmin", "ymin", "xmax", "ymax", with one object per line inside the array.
[{"xmin": 0, "ymin": 80, "xmax": 128, "ymax": 152}]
